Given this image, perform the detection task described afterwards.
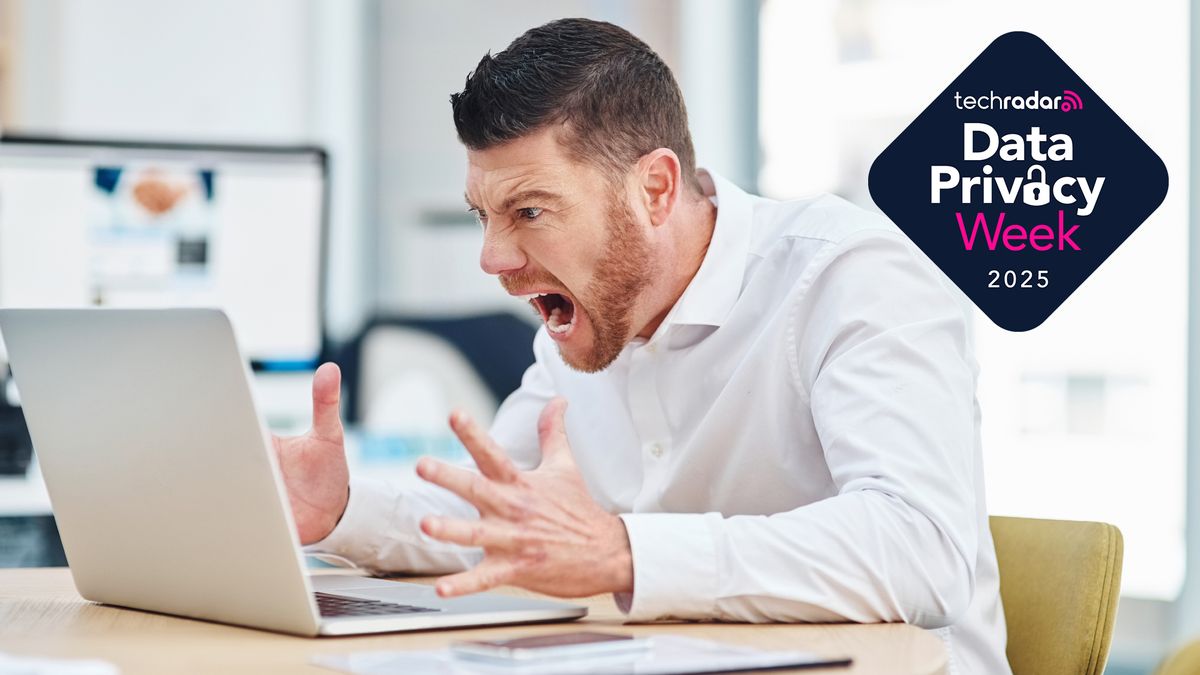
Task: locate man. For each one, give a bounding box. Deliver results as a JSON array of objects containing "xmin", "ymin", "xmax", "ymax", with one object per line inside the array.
[{"xmin": 274, "ymin": 18, "xmax": 1010, "ymax": 674}]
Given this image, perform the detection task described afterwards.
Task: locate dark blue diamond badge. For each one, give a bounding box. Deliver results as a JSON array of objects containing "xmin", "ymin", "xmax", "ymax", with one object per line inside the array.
[{"xmin": 868, "ymin": 31, "xmax": 1168, "ymax": 331}]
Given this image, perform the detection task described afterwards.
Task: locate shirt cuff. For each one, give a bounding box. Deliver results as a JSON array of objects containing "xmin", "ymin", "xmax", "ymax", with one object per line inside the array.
[
  {"xmin": 615, "ymin": 512, "xmax": 723, "ymax": 621},
  {"xmin": 302, "ymin": 475, "xmax": 395, "ymax": 566}
]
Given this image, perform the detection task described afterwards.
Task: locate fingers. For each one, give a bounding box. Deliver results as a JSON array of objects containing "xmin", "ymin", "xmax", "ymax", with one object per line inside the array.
[
  {"xmin": 310, "ymin": 362, "xmax": 344, "ymax": 444},
  {"xmin": 537, "ymin": 397, "xmax": 572, "ymax": 464},
  {"xmin": 448, "ymin": 409, "xmax": 518, "ymax": 482},
  {"xmin": 416, "ymin": 457, "xmax": 511, "ymax": 515},
  {"xmin": 435, "ymin": 559, "xmax": 514, "ymax": 597},
  {"xmin": 269, "ymin": 433, "xmax": 286, "ymax": 461},
  {"xmin": 420, "ymin": 515, "xmax": 517, "ymax": 550}
]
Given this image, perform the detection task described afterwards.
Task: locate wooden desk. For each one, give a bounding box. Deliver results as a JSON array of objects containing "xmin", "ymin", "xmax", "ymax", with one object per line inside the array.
[{"xmin": 0, "ymin": 568, "xmax": 947, "ymax": 675}]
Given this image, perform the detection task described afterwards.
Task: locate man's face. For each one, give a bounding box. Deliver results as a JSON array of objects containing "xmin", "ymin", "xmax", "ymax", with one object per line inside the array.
[{"xmin": 465, "ymin": 127, "xmax": 655, "ymax": 372}]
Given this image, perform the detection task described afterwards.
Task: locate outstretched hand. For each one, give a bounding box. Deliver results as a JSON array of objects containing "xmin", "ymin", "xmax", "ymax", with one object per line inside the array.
[
  {"xmin": 416, "ymin": 397, "xmax": 633, "ymax": 598},
  {"xmin": 272, "ymin": 362, "xmax": 351, "ymax": 545}
]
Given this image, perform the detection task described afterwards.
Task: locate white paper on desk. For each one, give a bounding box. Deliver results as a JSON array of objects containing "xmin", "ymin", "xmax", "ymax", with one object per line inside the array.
[
  {"xmin": 0, "ymin": 652, "xmax": 119, "ymax": 675},
  {"xmin": 311, "ymin": 636, "xmax": 850, "ymax": 675}
]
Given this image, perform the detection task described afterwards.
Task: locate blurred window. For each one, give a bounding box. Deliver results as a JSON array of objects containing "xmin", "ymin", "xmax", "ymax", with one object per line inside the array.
[{"xmin": 759, "ymin": 0, "xmax": 1189, "ymax": 600}]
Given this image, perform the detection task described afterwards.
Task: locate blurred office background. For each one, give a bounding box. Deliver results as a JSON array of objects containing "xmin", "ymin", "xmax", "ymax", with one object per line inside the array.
[{"xmin": 0, "ymin": 1, "xmax": 1192, "ymax": 672}]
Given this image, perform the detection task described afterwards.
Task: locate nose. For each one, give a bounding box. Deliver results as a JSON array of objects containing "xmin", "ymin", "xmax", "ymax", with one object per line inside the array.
[{"xmin": 479, "ymin": 224, "xmax": 527, "ymax": 276}]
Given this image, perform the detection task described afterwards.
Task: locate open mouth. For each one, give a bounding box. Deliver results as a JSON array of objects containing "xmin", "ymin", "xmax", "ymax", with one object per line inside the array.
[{"xmin": 520, "ymin": 292, "xmax": 577, "ymax": 335}]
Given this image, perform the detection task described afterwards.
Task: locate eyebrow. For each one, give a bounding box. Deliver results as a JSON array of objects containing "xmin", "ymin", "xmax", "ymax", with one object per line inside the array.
[{"xmin": 464, "ymin": 189, "xmax": 565, "ymax": 213}]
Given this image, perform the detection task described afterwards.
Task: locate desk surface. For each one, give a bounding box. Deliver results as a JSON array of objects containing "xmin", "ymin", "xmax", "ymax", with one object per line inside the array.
[{"xmin": 0, "ymin": 568, "xmax": 947, "ymax": 675}]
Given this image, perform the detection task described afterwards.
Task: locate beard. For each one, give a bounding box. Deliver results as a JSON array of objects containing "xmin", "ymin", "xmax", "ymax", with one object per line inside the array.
[
  {"xmin": 571, "ymin": 192, "xmax": 655, "ymax": 372},
  {"xmin": 499, "ymin": 190, "xmax": 655, "ymax": 374}
]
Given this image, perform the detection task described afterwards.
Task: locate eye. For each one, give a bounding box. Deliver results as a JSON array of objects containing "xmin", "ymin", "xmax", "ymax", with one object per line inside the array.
[
  {"xmin": 470, "ymin": 209, "xmax": 488, "ymax": 227},
  {"xmin": 517, "ymin": 207, "xmax": 543, "ymax": 220}
]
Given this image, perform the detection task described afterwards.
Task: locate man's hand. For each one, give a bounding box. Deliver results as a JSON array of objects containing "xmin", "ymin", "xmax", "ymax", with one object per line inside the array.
[
  {"xmin": 272, "ymin": 362, "xmax": 350, "ymax": 545},
  {"xmin": 416, "ymin": 398, "xmax": 634, "ymax": 599}
]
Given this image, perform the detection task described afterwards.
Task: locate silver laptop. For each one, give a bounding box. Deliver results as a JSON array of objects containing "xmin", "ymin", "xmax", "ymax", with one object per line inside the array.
[{"xmin": 0, "ymin": 308, "xmax": 586, "ymax": 636}]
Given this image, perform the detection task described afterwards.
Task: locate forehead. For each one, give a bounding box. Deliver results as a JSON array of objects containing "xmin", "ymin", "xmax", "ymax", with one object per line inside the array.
[{"xmin": 464, "ymin": 127, "xmax": 603, "ymax": 208}]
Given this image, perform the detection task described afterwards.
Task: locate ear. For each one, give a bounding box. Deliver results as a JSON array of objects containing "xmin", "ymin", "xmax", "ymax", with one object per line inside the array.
[{"xmin": 636, "ymin": 149, "xmax": 683, "ymax": 228}]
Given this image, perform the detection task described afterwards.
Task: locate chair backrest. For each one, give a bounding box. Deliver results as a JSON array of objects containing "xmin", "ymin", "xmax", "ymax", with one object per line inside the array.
[
  {"xmin": 1153, "ymin": 639, "xmax": 1200, "ymax": 675},
  {"xmin": 334, "ymin": 313, "xmax": 537, "ymax": 425},
  {"xmin": 357, "ymin": 326, "xmax": 498, "ymax": 433},
  {"xmin": 990, "ymin": 516, "xmax": 1123, "ymax": 675}
]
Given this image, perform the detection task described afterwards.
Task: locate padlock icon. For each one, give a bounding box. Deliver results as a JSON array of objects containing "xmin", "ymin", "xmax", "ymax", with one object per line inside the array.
[{"xmin": 1023, "ymin": 165, "xmax": 1050, "ymax": 206}]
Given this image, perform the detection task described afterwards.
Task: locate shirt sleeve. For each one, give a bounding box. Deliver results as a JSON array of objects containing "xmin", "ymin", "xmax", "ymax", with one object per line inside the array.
[
  {"xmin": 617, "ymin": 229, "xmax": 981, "ymax": 630},
  {"xmin": 305, "ymin": 328, "xmax": 556, "ymax": 573}
]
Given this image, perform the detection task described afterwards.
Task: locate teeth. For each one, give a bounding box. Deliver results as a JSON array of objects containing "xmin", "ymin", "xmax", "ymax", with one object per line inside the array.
[
  {"xmin": 513, "ymin": 291, "xmax": 573, "ymax": 334},
  {"xmin": 547, "ymin": 306, "xmax": 573, "ymax": 334}
]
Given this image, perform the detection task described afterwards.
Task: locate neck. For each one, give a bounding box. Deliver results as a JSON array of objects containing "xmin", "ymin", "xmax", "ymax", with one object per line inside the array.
[{"xmin": 635, "ymin": 192, "xmax": 718, "ymax": 339}]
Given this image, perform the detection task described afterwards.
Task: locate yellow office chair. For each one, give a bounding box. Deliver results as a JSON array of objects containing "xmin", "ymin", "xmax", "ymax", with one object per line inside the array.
[
  {"xmin": 1153, "ymin": 639, "xmax": 1200, "ymax": 675},
  {"xmin": 990, "ymin": 516, "xmax": 1123, "ymax": 675}
]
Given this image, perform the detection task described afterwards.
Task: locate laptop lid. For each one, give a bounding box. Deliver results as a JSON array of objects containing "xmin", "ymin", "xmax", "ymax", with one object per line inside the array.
[{"xmin": 0, "ymin": 308, "xmax": 321, "ymax": 635}]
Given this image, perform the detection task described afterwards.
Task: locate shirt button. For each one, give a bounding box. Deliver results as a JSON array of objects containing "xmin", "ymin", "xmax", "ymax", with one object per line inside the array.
[
  {"xmin": 646, "ymin": 342, "xmax": 658, "ymax": 354},
  {"xmin": 648, "ymin": 442, "xmax": 664, "ymax": 458}
]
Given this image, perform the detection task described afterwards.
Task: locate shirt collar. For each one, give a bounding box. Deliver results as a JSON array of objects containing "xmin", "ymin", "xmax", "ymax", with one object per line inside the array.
[{"xmin": 664, "ymin": 168, "xmax": 755, "ymax": 329}]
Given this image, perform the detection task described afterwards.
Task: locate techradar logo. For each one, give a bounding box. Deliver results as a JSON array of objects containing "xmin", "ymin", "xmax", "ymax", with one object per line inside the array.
[{"xmin": 953, "ymin": 89, "xmax": 1084, "ymax": 112}]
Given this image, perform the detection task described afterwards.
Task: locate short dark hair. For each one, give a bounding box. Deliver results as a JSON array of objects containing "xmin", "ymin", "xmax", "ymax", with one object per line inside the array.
[{"xmin": 450, "ymin": 18, "xmax": 700, "ymax": 193}]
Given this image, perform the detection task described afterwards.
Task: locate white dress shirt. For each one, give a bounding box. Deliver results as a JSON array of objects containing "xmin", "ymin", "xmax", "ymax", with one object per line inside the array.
[{"xmin": 312, "ymin": 170, "xmax": 1011, "ymax": 675}]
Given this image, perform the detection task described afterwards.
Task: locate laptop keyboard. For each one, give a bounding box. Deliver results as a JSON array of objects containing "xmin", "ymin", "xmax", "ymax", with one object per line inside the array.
[{"xmin": 314, "ymin": 591, "xmax": 442, "ymax": 618}]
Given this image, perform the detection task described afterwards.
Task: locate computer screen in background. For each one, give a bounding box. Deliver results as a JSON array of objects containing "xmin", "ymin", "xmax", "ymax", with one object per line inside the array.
[{"xmin": 0, "ymin": 137, "xmax": 326, "ymax": 369}]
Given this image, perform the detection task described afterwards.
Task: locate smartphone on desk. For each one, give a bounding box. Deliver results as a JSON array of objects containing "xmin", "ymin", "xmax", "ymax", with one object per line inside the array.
[{"xmin": 450, "ymin": 631, "xmax": 651, "ymax": 663}]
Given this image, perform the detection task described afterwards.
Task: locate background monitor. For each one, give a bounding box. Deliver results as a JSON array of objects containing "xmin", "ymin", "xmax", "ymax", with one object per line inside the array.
[{"xmin": 0, "ymin": 136, "xmax": 327, "ymax": 370}]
